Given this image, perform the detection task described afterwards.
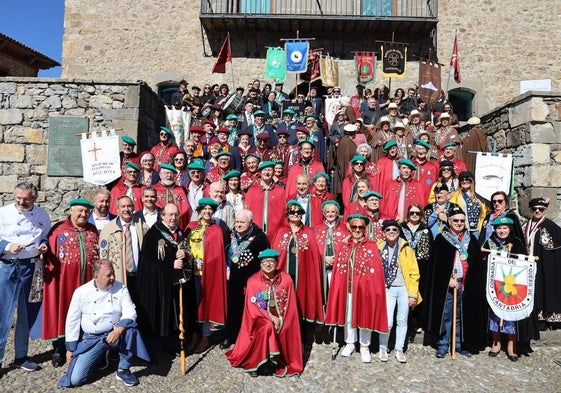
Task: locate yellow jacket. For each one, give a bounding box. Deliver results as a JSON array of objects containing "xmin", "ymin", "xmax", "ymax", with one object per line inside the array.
[
  {"xmin": 448, "ymin": 189, "xmax": 488, "ymax": 232},
  {"xmin": 377, "ymin": 238, "xmax": 422, "ymax": 306}
]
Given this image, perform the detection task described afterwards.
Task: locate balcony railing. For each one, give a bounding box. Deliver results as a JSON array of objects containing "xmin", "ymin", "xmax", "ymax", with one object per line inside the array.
[{"xmin": 200, "ymin": 0, "xmax": 437, "ymax": 19}]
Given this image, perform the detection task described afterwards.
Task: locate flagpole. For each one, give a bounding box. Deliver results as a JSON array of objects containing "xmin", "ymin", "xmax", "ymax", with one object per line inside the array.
[
  {"xmin": 445, "ymin": 30, "xmax": 457, "ymax": 100},
  {"xmin": 228, "ymin": 32, "xmax": 235, "ymax": 89}
]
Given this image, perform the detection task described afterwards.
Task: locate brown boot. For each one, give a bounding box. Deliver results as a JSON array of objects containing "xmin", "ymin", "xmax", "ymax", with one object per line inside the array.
[{"xmin": 194, "ymin": 335, "xmax": 210, "ymax": 354}]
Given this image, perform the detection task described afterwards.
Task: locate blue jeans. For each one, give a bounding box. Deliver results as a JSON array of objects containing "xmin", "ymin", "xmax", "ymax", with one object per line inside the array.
[
  {"xmin": 67, "ymin": 334, "xmax": 133, "ymax": 386},
  {"xmin": 436, "ymin": 286, "xmax": 463, "ymax": 352},
  {"xmin": 379, "ymin": 286, "xmax": 409, "ymax": 352},
  {"xmin": 0, "ymin": 259, "xmax": 34, "ymax": 363}
]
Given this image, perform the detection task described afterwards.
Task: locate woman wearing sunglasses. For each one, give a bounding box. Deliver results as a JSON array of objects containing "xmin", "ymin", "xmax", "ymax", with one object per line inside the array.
[{"xmin": 479, "ymin": 191, "xmax": 524, "ymax": 246}]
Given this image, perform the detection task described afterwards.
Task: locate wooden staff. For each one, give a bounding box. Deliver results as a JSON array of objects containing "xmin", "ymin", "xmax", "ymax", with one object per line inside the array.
[
  {"xmin": 451, "ymin": 269, "xmax": 458, "ymax": 360},
  {"xmin": 178, "ymin": 279, "xmax": 186, "ymax": 376}
]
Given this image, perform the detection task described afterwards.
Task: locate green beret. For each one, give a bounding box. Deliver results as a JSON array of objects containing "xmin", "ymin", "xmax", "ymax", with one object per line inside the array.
[
  {"xmin": 321, "ymin": 200, "xmax": 340, "ymax": 212},
  {"xmin": 383, "ymin": 140, "xmax": 397, "ymax": 150},
  {"xmin": 443, "ymin": 141, "xmax": 458, "ymax": 149},
  {"xmin": 160, "ymin": 163, "xmax": 178, "ymax": 173},
  {"xmin": 160, "ymin": 126, "xmax": 173, "ymax": 136},
  {"xmin": 350, "ymin": 155, "xmax": 367, "ymax": 164},
  {"xmin": 187, "ymin": 159, "xmax": 205, "ymax": 171},
  {"xmin": 312, "ymin": 171, "xmax": 330, "ymax": 183},
  {"xmin": 226, "ymin": 114, "xmax": 239, "ymax": 121},
  {"xmin": 223, "ymin": 170, "xmax": 241, "ymax": 180},
  {"xmin": 286, "ymin": 199, "xmax": 305, "ymax": 211},
  {"xmin": 275, "ymin": 80, "xmax": 284, "ymax": 86},
  {"xmin": 258, "ymin": 248, "xmax": 280, "ymax": 260},
  {"xmin": 363, "ymin": 191, "xmax": 383, "ymax": 200},
  {"xmin": 346, "ymin": 213, "xmax": 370, "ymax": 225},
  {"xmin": 492, "ymin": 217, "xmax": 514, "ymax": 226},
  {"xmin": 258, "ymin": 161, "xmax": 276, "ymax": 171},
  {"xmin": 398, "ymin": 158, "xmax": 417, "ymax": 170},
  {"xmin": 245, "ymin": 153, "xmax": 261, "ymax": 162},
  {"xmin": 198, "ymin": 197, "xmax": 218, "ymax": 209},
  {"xmin": 305, "ymin": 114, "xmax": 316, "ymax": 121},
  {"xmin": 125, "ymin": 162, "xmax": 140, "ymax": 172},
  {"xmin": 283, "ymin": 108, "xmax": 296, "ymax": 116},
  {"xmin": 414, "ymin": 139, "xmax": 430, "ymax": 150},
  {"xmin": 121, "ymin": 135, "xmax": 136, "ymax": 146},
  {"xmin": 215, "ymin": 151, "xmax": 231, "ymax": 159},
  {"xmin": 299, "ymin": 140, "xmax": 315, "ymax": 148},
  {"xmin": 253, "ymin": 110, "xmax": 266, "ymax": 117},
  {"xmin": 69, "ymin": 198, "xmax": 94, "ymax": 209}
]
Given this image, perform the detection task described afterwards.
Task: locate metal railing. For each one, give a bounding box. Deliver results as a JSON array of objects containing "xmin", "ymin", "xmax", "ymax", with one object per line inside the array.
[{"xmin": 201, "ymin": 0, "xmax": 437, "ymax": 18}]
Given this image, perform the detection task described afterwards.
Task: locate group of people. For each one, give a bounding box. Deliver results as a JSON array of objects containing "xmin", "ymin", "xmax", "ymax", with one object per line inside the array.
[{"xmin": 1, "ymin": 79, "xmax": 560, "ymax": 386}]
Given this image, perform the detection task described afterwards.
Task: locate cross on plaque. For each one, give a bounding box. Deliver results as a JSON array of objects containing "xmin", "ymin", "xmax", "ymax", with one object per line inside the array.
[{"xmin": 89, "ymin": 142, "xmax": 102, "ymax": 161}]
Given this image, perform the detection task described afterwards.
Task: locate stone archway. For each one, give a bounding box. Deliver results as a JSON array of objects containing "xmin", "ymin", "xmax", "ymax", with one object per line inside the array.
[{"xmin": 448, "ymin": 87, "xmax": 476, "ymax": 122}]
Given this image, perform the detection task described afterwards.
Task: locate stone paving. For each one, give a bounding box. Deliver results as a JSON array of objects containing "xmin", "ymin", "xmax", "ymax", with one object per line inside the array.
[{"xmin": 1, "ymin": 329, "xmax": 561, "ymax": 393}]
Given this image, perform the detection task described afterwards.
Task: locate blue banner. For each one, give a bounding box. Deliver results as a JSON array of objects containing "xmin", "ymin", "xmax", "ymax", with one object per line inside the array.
[{"xmin": 285, "ymin": 41, "xmax": 309, "ymax": 73}]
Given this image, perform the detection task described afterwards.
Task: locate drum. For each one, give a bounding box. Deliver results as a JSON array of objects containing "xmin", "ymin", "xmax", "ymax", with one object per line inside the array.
[{"xmin": 224, "ymin": 94, "xmax": 243, "ymax": 115}]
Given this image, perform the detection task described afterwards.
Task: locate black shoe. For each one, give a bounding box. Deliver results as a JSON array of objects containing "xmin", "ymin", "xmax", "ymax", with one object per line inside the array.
[
  {"xmin": 52, "ymin": 352, "xmax": 65, "ymax": 368},
  {"xmin": 249, "ymin": 371, "xmax": 259, "ymax": 378},
  {"xmin": 507, "ymin": 354, "xmax": 519, "ymax": 362},
  {"xmin": 219, "ymin": 339, "xmax": 232, "ymax": 350},
  {"xmin": 488, "ymin": 350, "xmax": 500, "ymax": 358}
]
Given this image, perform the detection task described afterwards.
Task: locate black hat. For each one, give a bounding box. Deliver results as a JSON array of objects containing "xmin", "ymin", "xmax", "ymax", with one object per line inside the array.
[
  {"xmin": 458, "ymin": 171, "xmax": 474, "ymax": 180},
  {"xmin": 382, "ymin": 219, "xmax": 400, "ymax": 230},
  {"xmin": 529, "ymin": 197, "xmax": 550, "ymax": 208},
  {"xmin": 433, "ymin": 182, "xmax": 449, "ymax": 192},
  {"xmin": 439, "ymin": 160, "xmax": 454, "ymax": 168},
  {"xmin": 447, "ymin": 205, "xmax": 465, "ymax": 217}
]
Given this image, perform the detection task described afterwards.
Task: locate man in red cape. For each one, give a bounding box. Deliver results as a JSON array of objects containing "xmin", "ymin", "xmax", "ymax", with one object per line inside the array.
[
  {"xmin": 154, "ymin": 163, "xmax": 191, "ymax": 228},
  {"xmin": 325, "ymin": 214, "xmax": 388, "ymax": 363},
  {"xmin": 411, "ymin": 140, "xmax": 438, "ymax": 203},
  {"xmin": 226, "ymin": 249, "xmax": 303, "ymax": 377},
  {"xmin": 284, "ymin": 140, "xmax": 325, "ymax": 199}
]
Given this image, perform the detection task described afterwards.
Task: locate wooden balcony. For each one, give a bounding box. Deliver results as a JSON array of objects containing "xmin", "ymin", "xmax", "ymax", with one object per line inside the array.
[{"xmin": 200, "ymin": 0, "xmax": 438, "ymax": 59}]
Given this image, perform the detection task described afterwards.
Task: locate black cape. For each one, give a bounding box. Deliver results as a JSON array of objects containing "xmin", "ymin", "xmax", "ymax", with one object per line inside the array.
[{"xmin": 531, "ymin": 218, "xmax": 561, "ymax": 313}]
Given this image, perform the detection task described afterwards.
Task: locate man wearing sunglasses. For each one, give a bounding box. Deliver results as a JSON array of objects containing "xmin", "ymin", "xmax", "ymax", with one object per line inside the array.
[
  {"xmin": 150, "ymin": 126, "xmax": 179, "ymax": 171},
  {"xmin": 524, "ymin": 197, "xmax": 561, "ymax": 332},
  {"xmin": 423, "ymin": 205, "xmax": 485, "ymax": 358}
]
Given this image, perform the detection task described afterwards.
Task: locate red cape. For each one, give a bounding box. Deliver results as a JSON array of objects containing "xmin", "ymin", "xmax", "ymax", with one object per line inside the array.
[
  {"xmin": 226, "ymin": 270, "xmax": 303, "ymax": 376},
  {"xmin": 154, "ymin": 183, "xmax": 191, "ymax": 229},
  {"xmin": 379, "ymin": 177, "xmax": 427, "ymax": 221},
  {"xmin": 150, "ymin": 143, "xmax": 180, "ymax": 171},
  {"xmin": 109, "ymin": 182, "xmax": 143, "ymax": 214},
  {"xmin": 42, "ymin": 219, "xmax": 99, "ymax": 340},
  {"xmin": 186, "ymin": 221, "xmax": 227, "ymax": 327},
  {"xmin": 325, "ymin": 238, "xmax": 388, "ymax": 332},
  {"xmin": 245, "ymin": 182, "xmax": 286, "ymax": 243},
  {"xmin": 412, "ymin": 159, "xmax": 438, "ymax": 203},
  {"xmin": 273, "ymin": 226, "xmax": 325, "ymax": 322},
  {"xmin": 284, "ymin": 160, "xmax": 325, "ymax": 199}
]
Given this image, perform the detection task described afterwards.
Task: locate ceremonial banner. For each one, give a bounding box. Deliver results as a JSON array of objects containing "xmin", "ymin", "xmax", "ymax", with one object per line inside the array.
[
  {"xmin": 81, "ymin": 130, "xmax": 121, "ymax": 185},
  {"xmin": 265, "ymin": 47, "xmax": 286, "ymax": 81},
  {"xmin": 450, "ymin": 33, "xmax": 461, "ymax": 83},
  {"xmin": 165, "ymin": 106, "xmax": 191, "ymax": 147},
  {"xmin": 320, "ymin": 55, "xmax": 339, "ymax": 87},
  {"xmin": 474, "ymin": 153, "xmax": 513, "ymax": 201},
  {"xmin": 301, "ymin": 48, "xmax": 322, "ymax": 82},
  {"xmin": 381, "ymin": 44, "xmax": 407, "ymax": 79},
  {"xmin": 354, "ymin": 52, "xmax": 376, "ymax": 86},
  {"xmin": 212, "ymin": 35, "xmax": 232, "ymax": 74},
  {"xmin": 418, "ymin": 59, "xmax": 441, "ymax": 106},
  {"xmin": 486, "ymin": 250, "xmax": 537, "ymax": 321},
  {"xmin": 324, "ymin": 97, "xmax": 342, "ymax": 127},
  {"xmin": 285, "ymin": 40, "xmax": 310, "ymax": 73}
]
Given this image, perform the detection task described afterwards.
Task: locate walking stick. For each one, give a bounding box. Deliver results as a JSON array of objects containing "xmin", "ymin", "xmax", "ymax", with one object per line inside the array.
[
  {"xmin": 451, "ymin": 269, "xmax": 458, "ymax": 361},
  {"xmin": 179, "ymin": 278, "xmax": 187, "ymax": 376}
]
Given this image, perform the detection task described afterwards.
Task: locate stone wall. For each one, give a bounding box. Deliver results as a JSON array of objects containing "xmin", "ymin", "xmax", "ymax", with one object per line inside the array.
[
  {"xmin": 0, "ymin": 77, "xmax": 165, "ymax": 221},
  {"xmin": 62, "ymin": 0, "xmax": 561, "ymax": 112},
  {"xmin": 478, "ymin": 91, "xmax": 561, "ymax": 224}
]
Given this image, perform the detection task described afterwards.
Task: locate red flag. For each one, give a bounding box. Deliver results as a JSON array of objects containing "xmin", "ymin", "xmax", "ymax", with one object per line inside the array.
[
  {"xmin": 300, "ymin": 48, "xmax": 322, "ymax": 82},
  {"xmin": 212, "ymin": 35, "xmax": 231, "ymax": 74},
  {"xmin": 450, "ymin": 33, "xmax": 461, "ymax": 83}
]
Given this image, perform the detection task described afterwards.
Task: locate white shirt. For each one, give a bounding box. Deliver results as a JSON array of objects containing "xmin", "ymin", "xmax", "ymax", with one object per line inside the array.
[
  {"xmin": 0, "ymin": 203, "xmax": 50, "ymax": 259},
  {"xmin": 142, "ymin": 209, "xmax": 158, "ymax": 228},
  {"xmin": 65, "ymin": 279, "xmax": 136, "ymax": 342},
  {"xmin": 92, "ymin": 212, "xmax": 111, "ymax": 233}
]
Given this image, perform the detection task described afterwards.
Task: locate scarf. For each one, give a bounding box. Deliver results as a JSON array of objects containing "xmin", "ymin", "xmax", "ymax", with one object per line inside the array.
[{"xmin": 380, "ymin": 241, "xmax": 399, "ymax": 288}]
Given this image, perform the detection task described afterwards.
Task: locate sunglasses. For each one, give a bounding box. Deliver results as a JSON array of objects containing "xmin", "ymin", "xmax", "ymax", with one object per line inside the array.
[
  {"xmin": 278, "ymin": 135, "xmax": 288, "ymax": 139},
  {"xmin": 460, "ymin": 179, "xmax": 472, "ymax": 183},
  {"xmin": 408, "ymin": 211, "xmax": 421, "ymax": 216},
  {"xmin": 160, "ymin": 132, "xmax": 169, "ymax": 137},
  {"xmin": 384, "ymin": 228, "xmax": 399, "ymax": 233},
  {"xmin": 451, "ymin": 219, "xmax": 466, "ymax": 223},
  {"xmin": 125, "ymin": 171, "xmax": 138, "ymax": 175},
  {"xmin": 441, "ymin": 168, "xmax": 452, "ymax": 172},
  {"xmin": 350, "ymin": 225, "xmax": 366, "ymax": 230},
  {"xmin": 174, "ymin": 158, "xmax": 185, "ymax": 162},
  {"xmin": 288, "ymin": 210, "xmax": 304, "ymax": 215},
  {"xmin": 532, "ymin": 206, "xmax": 546, "ymax": 212},
  {"xmin": 492, "ymin": 199, "xmax": 505, "ymax": 204},
  {"xmin": 353, "ymin": 162, "xmax": 365, "ymax": 166}
]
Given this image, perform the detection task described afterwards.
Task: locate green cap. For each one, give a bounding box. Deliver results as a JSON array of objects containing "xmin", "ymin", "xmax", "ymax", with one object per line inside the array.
[
  {"xmin": 414, "ymin": 139, "xmax": 430, "ymax": 150},
  {"xmin": 160, "ymin": 163, "xmax": 178, "ymax": 173},
  {"xmin": 160, "ymin": 126, "xmax": 173, "ymax": 136},
  {"xmin": 492, "ymin": 217, "xmax": 514, "ymax": 226},
  {"xmin": 398, "ymin": 158, "xmax": 417, "ymax": 170},
  {"xmin": 258, "ymin": 161, "xmax": 276, "ymax": 171},
  {"xmin": 312, "ymin": 171, "xmax": 330, "ymax": 183},
  {"xmin": 283, "ymin": 108, "xmax": 296, "ymax": 116},
  {"xmin": 298, "ymin": 140, "xmax": 315, "ymax": 148},
  {"xmin": 443, "ymin": 141, "xmax": 458, "ymax": 149},
  {"xmin": 253, "ymin": 110, "xmax": 266, "ymax": 117},
  {"xmin": 125, "ymin": 162, "xmax": 140, "ymax": 172},
  {"xmin": 286, "ymin": 200, "xmax": 305, "ymax": 211},
  {"xmin": 350, "ymin": 155, "xmax": 367, "ymax": 164},
  {"xmin": 121, "ymin": 135, "xmax": 136, "ymax": 146},
  {"xmin": 198, "ymin": 197, "xmax": 218, "ymax": 209},
  {"xmin": 223, "ymin": 170, "xmax": 241, "ymax": 181},
  {"xmin": 69, "ymin": 198, "xmax": 94, "ymax": 209},
  {"xmin": 346, "ymin": 213, "xmax": 370, "ymax": 225},
  {"xmin": 363, "ymin": 191, "xmax": 383, "ymax": 200},
  {"xmin": 383, "ymin": 140, "xmax": 397, "ymax": 150},
  {"xmin": 258, "ymin": 248, "xmax": 280, "ymax": 260},
  {"xmin": 187, "ymin": 159, "xmax": 205, "ymax": 171},
  {"xmin": 245, "ymin": 153, "xmax": 261, "ymax": 162},
  {"xmin": 321, "ymin": 200, "xmax": 340, "ymax": 212},
  {"xmin": 226, "ymin": 114, "xmax": 239, "ymax": 121},
  {"xmin": 215, "ymin": 151, "xmax": 231, "ymax": 159}
]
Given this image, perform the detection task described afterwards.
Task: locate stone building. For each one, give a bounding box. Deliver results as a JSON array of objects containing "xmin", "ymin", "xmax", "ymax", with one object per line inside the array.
[
  {"xmin": 0, "ymin": 33, "xmax": 60, "ymax": 77},
  {"xmin": 61, "ymin": 0, "xmax": 560, "ymax": 120}
]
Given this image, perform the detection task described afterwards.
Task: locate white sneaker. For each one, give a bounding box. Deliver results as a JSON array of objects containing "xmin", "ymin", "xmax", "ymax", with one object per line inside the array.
[
  {"xmin": 360, "ymin": 347, "xmax": 371, "ymax": 363},
  {"xmin": 378, "ymin": 347, "xmax": 388, "ymax": 362},
  {"xmin": 341, "ymin": 343, "xmax": 355, "ymax": 357},
  {"xmin": 395, "ymin": 350, "xmax": 407, "ymax": 363}
]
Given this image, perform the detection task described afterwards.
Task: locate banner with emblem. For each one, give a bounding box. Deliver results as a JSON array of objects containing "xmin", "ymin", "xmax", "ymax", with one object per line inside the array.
[
  {"xmin": 418, "ymin": 59, "xmax": 441, "ymax": 106},
  {"xmin": 300, "ymin": 48, "xmax": 322, "ymax": 82},
  {"xmin": 354, "ymin": 51, "xmax": 376, "ymax": 86},
  {"xmin": 324, "ymin": 97, "xmax": 343, "ymax": 127},
  {"xmin": 265, "ymin": 47, "xmax": 286, "ymax": 81},
  {"xmin": 80, "ymin": 129, "xmax": 121, "ymax": 185},
  {"xmin": 285, "ymin": 40, "xmax": 310, "ymax": 73},
  {"xmin": 165, "ymin": 106, "xmax": 191, "ymax": 148},
  {"xmin": 474, "ymin": 152, "xmax": 513, "ymax": 201},
  {"xmin": 486, "ymin": 249, "xmax": 537, "ymax": 321},
  {"xmin": 320, "ymin": 55, "xmax": 339, "ymax": 87},
  {"xmin": 381, "ymin": 44, "xmax": 407, "ymax": 79}
]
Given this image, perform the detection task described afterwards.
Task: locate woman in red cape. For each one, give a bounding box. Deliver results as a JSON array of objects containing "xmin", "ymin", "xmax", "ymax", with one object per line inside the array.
[
  {"xmin": 272, "ymin": 201, "xmax": 324, "ymax": 324},
  {"xmin": 226, "ymin": 249, "xmax": 303, "ymax": 377},
  {"xmin": 325, "ymin": 214, "xmax": 388, "ymax": 363}
]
